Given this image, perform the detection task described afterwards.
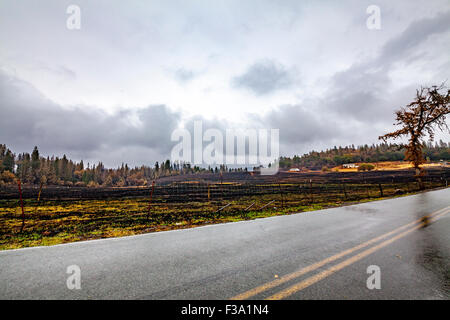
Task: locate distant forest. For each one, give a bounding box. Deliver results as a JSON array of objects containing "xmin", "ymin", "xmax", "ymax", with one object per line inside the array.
[
  {"xmin": 279, "ymin": 141, "xmax": 450, "ymax": 170},
  {"xmin": 0, "ymin": 144, "xmax": 231, "ymax": 187},
  {"xmin": 0, "ymin": 141, "xmax": 449, "ymax": 186}
]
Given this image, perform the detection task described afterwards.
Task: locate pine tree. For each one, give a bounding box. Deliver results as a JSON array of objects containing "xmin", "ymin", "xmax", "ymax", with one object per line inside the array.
[{"xmin": 31, "ymin": 146, "xmax": 40, "ymax": 183}]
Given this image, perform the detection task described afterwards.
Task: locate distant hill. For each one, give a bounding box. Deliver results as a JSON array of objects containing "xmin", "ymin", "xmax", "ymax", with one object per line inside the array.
[{"xmin": 279, "ymin": 141, "xmax": 450, "ymax": 170}]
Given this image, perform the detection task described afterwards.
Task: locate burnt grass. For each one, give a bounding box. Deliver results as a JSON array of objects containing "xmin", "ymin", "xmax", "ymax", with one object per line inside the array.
[{"xmin": 0, "ymin": 168, "xmax": 449, "ymax": 249}]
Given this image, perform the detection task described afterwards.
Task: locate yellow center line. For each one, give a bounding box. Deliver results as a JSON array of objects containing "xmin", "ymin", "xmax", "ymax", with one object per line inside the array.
[
  {"xmin": 230, "ymin": 206, "xmax": 449, "ymax": 300},
  {"xmin": 266, "ymin": 209, "xmax": 449, "ymax": 300}
]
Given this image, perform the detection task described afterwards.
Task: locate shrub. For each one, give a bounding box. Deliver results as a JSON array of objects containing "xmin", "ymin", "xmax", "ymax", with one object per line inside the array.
[
  {"xmin": 358, "ymin": 163, "xmax": 375, "ymax": 171},
  {"xmin": 87, "ymin": 181, "xmax": 99, "ymax": 188},
  {"xmin": 1, "ymin": 170, "xmax": 16, "ymax": 183}
]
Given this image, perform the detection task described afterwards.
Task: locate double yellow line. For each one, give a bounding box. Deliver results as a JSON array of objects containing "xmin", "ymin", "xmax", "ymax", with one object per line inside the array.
[{"xmin": 231, "ymin": 206, "xmax": 450, "ymax": 300}]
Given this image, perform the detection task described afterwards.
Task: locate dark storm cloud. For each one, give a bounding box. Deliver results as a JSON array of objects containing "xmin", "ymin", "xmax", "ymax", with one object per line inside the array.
[
  {"xmin": 254, "ymin": 103, "xmax": 342, "ymax": 144},
  {"xmin": 232, "ymin": 60, "xmax": 295, "ymax": 95},
  {"xmin": 0, "ymin": 70, "xmax": 180, "ymax": 165},
  {"xmin": 324, "ymin": 11, "xmax": 450, "ymax": 123},
  {"xmin": 246, "ymin": 102, "xmax": 358, "ymax": 158},
  {"xmin": 115, "ymin": 105, "xmax": 181, "ymax": 149},
  {"xmin": 378, "ymin": 11, "xmax": 450, "ymax": 67},
  {"xmin": 326, "ymin": 67, "xmax": 393, "ymax": 123}
]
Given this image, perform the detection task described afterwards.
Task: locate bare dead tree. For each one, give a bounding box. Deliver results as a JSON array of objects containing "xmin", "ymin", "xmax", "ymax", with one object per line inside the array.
[{"xmin": 379, "ymin": 83, "xmax": 450, "ymax": 188}]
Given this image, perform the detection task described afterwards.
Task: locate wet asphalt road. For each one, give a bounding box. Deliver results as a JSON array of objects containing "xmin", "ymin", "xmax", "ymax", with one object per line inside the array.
[{"xmin": 1, "ymin": 188, "xmax": 449, "ymax": 300}]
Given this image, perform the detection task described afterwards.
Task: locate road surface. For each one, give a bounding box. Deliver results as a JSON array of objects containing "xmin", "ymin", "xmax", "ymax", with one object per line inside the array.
[{"xmin": 1, "ymin": 188, "xmax": 449, "ymax": 299}]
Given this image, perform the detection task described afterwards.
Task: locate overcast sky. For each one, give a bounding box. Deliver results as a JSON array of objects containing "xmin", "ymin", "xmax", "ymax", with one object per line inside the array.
[{"xmin": 1, "ymin": 0, "xmax": 449, "ymax": 167}]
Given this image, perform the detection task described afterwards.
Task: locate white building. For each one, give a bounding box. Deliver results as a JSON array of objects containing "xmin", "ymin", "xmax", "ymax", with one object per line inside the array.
[{"xmin": 342, "ymin": 163, "xmax": 358, "ymax": 169}]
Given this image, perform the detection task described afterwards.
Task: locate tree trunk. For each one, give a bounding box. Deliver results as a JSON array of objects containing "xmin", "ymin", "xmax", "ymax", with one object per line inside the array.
[{"xmin": 415, "ymin": 167, "xmax": 424, "ymax": 190}]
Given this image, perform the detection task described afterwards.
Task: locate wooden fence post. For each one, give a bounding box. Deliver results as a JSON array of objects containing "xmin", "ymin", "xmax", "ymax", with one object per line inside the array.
[
  {"xmin": 378, "ymin": 183, "xmax": 383, "ymax": 197},
  {"xmin": 147, "ymin": 180, "xmax": 156, "ymax": 221},
  {"xmin": 279, "ymin": 183, "xmax": 284, "ymax": 208},
  {"xmin": 18, "ymin": 179, "xmax": 25, "ymax": 232},
  {"xmin": 342, "ymin": 183, "xmax": 348, "ymax": 200},
  {"xmin": 207, "ymin": 183, "xmax": 210, "ymax": 201},
  {"xmin": 33, "ymin": 181, "xmax": 44, "ymax": 215}
]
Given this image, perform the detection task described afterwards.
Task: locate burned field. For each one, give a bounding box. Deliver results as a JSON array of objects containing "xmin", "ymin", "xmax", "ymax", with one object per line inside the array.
[{"xmin": 0, "ymin": 168, "xmax": 449, "ymax": 249}]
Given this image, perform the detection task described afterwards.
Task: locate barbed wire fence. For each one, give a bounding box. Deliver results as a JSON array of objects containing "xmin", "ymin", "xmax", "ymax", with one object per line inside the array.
[{"xmin": 1, "ymin": 169, "xmax": 448, "ymax": 233}]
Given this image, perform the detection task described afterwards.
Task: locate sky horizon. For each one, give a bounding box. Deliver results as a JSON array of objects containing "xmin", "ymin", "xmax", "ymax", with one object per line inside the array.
[{"xmin": 1, "ymin": 0, "xmax": 450, "ymax": 168}]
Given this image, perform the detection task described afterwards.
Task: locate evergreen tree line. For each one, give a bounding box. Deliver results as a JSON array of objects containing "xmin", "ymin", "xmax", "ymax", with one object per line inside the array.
[
  {"xmin": 279, "ymin": 141, "xmax": 450, "ymax": 170},
  {"xmin": 0, "ymin": 144, "xmax": 233, "ymax": 186}
]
